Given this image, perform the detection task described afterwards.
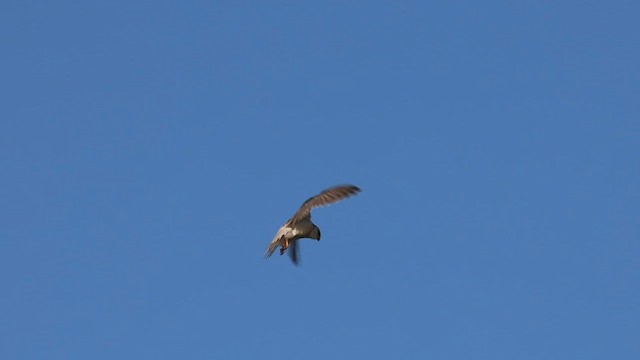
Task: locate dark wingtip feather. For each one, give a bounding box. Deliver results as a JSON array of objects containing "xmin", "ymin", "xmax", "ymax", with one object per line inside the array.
[
  {"xmin": 328, "ymin": 184, "xmax": 361, "ymax": 193},
  {"xmin": 335, "ymin": 184, "xmax": 361, "ymax": 197},
  {"xmin": 289, "ymin": 241, "xmax": 300, "ymax": 265}
]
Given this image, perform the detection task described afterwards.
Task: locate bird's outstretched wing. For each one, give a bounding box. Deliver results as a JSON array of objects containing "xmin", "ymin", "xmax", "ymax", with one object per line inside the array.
[
  {"xmin": 288, "ymin": 185, "xmax": 361, "ymax": 224},
  {"xmin": 288, "ymin": 240, "xmax": 300, "ymax": 265}
]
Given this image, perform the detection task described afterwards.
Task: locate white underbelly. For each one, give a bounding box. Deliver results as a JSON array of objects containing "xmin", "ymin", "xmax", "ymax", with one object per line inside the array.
[{"xmin": 286, "ymin": 222, "xmax": 314, "ymax": 239}]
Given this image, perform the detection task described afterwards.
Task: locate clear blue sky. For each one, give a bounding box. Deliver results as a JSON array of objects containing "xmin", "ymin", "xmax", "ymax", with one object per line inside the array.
[{"xmin": 1, "ymin": 1, "xmax": 638, "ymax": 359}]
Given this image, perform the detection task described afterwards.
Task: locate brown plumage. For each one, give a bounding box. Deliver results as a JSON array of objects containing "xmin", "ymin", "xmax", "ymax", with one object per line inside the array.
[{"xmin": 264, "ymin": 184, "xmax": 361, "ymax": 265}]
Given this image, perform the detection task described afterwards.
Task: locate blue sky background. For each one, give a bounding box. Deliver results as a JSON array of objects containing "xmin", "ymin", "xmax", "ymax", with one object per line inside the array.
[{"xmin": 1, "ymin": 1, "xmax": 638, "ymax": 359}]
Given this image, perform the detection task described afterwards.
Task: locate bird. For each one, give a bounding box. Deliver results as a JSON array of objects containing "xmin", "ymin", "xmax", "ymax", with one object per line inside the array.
[{"xmin": 264, "ymin": 184, "xmax": 361, "ymax": 265}]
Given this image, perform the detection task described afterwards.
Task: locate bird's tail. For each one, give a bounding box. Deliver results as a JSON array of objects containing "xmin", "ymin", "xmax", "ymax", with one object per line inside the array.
[{"xmin": 264, "ymin": 237, "xmax": 281, "ymax": 259}]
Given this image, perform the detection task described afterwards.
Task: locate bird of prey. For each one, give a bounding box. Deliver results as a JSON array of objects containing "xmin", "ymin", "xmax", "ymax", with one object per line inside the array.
[{"xmin": 264, "ymin": 184, "xmax": 361, "ymax": 265}]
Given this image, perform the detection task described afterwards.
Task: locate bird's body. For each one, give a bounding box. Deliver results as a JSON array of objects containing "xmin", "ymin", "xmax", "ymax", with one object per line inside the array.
[{"xmin": 264, "ymin": 184, "xmax": 361, "ymax": 265}]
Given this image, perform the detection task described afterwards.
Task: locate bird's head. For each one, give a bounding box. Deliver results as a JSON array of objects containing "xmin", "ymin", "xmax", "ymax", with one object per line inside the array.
[{"xmin": 311, "ymin": 226, "xmax": 321, "ymax": 241}]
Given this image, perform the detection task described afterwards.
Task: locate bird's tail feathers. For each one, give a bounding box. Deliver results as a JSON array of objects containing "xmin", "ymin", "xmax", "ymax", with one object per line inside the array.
[{"xmin": 264, "ymin": 237, "xmax": 281, "ymax": 259}]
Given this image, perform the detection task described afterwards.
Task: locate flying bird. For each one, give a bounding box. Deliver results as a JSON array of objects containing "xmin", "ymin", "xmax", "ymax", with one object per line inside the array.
[{"xmin": 264, "ymin": 184, "xmax": 361, "ymax": 265}]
